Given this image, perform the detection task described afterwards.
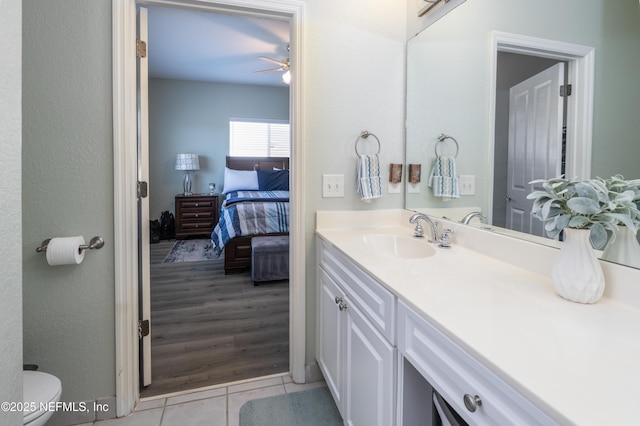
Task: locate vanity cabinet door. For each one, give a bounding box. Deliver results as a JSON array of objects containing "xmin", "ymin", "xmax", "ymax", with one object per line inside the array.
[
  {"xmin": 344, "ymin": 299, "xmax": 396, "ymax": 426},
  {"xmin": 318, "ymin": 253, "xmax": 396, "ymax": 425},
  {"xmin": 317, "ymin": 268, "xmax": 346, "ymax": 413}
]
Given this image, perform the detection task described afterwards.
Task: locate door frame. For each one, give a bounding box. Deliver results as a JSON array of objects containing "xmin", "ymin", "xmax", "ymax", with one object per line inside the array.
[
  {"xmin": 112, "ymin": 0, "xmax": 306, "ymax": 416},
  {"xmin": 487, "ymin": 31, "xmax": 594, "ymax": 224}
]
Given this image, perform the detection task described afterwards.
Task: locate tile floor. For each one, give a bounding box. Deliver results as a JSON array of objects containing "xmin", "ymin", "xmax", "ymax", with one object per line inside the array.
[{"xmin": 78, "ymin": 375, "xmax": 327, "ymax": 426}]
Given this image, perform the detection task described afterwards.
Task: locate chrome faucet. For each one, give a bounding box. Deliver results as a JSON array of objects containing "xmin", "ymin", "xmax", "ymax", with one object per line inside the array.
[
  {"xmin": 409, "ymin": 213, "xmax": 439, "ymax": 243},
  {"xmin": 460, "ymin": 211, "xmax": 487, "ymax": 225}
]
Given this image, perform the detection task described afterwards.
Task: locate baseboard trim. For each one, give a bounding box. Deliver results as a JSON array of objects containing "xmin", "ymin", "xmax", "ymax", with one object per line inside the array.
[
  {"xmin": 48, "ymin": 396, "xmax": 117, "ymax": 426},
  {"xmin": 305, "ymin": 361, "xmax": 324, "ymax": 383}
]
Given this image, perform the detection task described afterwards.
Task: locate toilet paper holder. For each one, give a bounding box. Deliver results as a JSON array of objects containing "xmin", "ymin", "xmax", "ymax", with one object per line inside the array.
[{"xmin": 36, "ymin": 236, "xmax": 105, "ymax": 253}]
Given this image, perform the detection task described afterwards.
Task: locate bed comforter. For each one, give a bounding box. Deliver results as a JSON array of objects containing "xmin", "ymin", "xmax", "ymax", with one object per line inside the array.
[{"xmin": 211, "ymin": 190, "xmax": 289, "ymax": 254}]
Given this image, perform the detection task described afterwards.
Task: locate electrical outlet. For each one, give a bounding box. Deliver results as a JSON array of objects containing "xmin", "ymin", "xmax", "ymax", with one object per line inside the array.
[
  {"xmin": 388, "ymin": 182, "xmax": 402, "ymax": 194},
  {"xmin": 407, "ymin": 183, "xmax": 421, "ymax": 193},
  {"xmin": 459, "ymin": 175, "xmax": 476, "ymax": 195},
  {"xmin": 322, "ymin": 174, "xmax": 345, "ymax": 198}
]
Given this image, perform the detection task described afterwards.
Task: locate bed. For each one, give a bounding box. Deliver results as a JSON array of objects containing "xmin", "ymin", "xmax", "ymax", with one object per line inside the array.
[{"xmin": 211, "ymin": 156, "xmax": 290, "ymax": 274}]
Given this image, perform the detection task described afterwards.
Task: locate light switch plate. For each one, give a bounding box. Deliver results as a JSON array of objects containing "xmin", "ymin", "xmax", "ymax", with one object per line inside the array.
[
  {"xmin": 322, "ymin": 174, "xmax": 345, "ymax": 198},
  {"xmin": 459, "ymin": 175, "xmax": 476, "ymax": 195}
]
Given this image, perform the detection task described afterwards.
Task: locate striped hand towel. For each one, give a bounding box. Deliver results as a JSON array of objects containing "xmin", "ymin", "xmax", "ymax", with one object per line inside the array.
[
  {"xmin": 357, "ymin": 154, "xmax": 383, "ymax": 203},
  {"xmin": 428, "ymin": 155, "xmax": 459, "ymax": 201}
]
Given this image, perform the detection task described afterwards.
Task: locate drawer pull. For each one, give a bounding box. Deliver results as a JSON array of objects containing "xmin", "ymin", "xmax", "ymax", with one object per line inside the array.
[
  {"xmin": 338, "ymin": 302, "xmax": 348, "ymax": 311},
  {"xmin": 463, "ymin": 394, "xmax": 482, "ymax": 413},
  {"xmin": 335, "ymin": 296, "xmax": 343, "ymax": 305}
]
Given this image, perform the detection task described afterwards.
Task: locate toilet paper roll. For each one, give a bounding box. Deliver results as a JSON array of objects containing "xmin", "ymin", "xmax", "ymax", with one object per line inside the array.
[{"xmin": 46, "ymin": 236, "xmax": 86, "ymax": 266}]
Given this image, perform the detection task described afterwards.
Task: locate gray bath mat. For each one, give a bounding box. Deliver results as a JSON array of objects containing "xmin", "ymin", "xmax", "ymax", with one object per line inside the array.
[{"xmin": 239, "ymin": 387, "xmax": 342, "ymax": 426}]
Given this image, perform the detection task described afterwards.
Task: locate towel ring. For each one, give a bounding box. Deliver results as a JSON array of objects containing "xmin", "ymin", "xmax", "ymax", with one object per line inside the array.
[
  {"xmin": 355, "ymin": 131, "xmax": 381, "ymax": 156},
  {"xmin": 435, "ymin": 133, "xmax": 459, "ymax": 158}
]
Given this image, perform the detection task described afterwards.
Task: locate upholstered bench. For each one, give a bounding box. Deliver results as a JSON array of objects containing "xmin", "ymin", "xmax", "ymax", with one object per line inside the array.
[{"xmin": 251, "ymin": 235, "xmax": 289, "ymax": 284}]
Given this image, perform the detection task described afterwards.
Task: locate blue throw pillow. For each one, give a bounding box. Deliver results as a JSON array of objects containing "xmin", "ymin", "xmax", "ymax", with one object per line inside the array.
[{"xmin": 257, "ymin": 169, "xmax": 289, "ymax": 191}]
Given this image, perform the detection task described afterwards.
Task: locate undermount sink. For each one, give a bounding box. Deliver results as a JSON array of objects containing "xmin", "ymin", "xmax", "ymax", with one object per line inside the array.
[{"xmin": 358, "ymin": 234, "xmax": 436, "ymax": 259}]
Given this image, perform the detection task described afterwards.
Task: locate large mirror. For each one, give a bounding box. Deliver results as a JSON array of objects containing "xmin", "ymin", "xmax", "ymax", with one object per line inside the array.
[{"xmin": 405, "ymin": 0, "xmax": 640, "ymax": 267}]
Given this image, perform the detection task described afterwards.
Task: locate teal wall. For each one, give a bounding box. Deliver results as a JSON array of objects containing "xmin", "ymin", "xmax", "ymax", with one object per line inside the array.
[{"xmin": 148, "ymin": 78, "xmax": 289, "ymax": 218}]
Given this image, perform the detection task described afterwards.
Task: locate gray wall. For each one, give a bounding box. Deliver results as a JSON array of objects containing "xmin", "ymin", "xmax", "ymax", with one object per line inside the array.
[
  {"xmin": 22, "ymin": 0, "xmax": 115, "ymax": 404},
  {"xmin": 0, "ymin": 0, "xmax": 23, "ymax": 424},
  {"xmin": 148, "ymin": 78, "xmax": 289, "ymax": 218}
]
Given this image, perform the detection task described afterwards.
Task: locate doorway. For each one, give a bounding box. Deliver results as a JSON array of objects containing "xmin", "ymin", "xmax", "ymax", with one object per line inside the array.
[
  {"xmin": 138, "ymin": 4, "xmax": 292, "ymax": 397},
  {"xmin": 492, "ymin": 53, "xmax": 567, "ymax": 234},
  {"xmin": 113, "ymin": 0, "xmax": 305, "ymax": 417},
  {"xmin": 487, "ymin": 31, "xmax": 595, "ymax": 239}
]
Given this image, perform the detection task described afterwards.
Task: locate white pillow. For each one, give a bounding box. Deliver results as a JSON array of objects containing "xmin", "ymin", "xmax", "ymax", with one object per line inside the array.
[{"xmin": 222, "ymin": 167, "xmax": 259, "ymax": 194}]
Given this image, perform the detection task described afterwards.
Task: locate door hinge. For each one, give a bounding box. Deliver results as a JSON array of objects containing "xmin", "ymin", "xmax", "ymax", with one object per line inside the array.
[
  {"xmin": 560, "ymin": 84, "xmax": 572, "ymax": 97},
  {"xmin": 137, "ymin": 181, "xmax": 148, "ymax": 198},
  {"xmin": 138, "ymin": 319, "xmax": 150, "ymax": 339},
  {"xmin": 136, "ymin": 39, "xmax": 147, "ymax": 58}
]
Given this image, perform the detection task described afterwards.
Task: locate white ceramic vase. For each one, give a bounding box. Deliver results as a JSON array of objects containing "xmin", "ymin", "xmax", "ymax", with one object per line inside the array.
[
  {"xmin": 601, "ymin": 226, "xmax": 640, "ymax": 269},
  {"xmin": 551, "ymin": 228, "xmax": 605, "ymax": 304}
]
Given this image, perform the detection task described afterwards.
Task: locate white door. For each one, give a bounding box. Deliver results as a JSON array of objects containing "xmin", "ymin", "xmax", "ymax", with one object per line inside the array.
[
  {"xmin": 344, "ymin": 300, "xmax": 395, "ymax": 426},
  {"xmin": 506, "ymin": 63, "xmax": 564, "ymax": 237},
  {"xmin": 317, "ymin": 269, "xmax": 345, "ymax": 415},
  {"xmin": 137, "ymin": 6, "xmax": 152, "ymax": 387}
]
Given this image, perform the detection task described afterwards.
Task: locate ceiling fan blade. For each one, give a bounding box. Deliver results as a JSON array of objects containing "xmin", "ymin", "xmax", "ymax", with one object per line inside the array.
[
  {"xmin": 259, "ymin": 56, "xmax": 286, "ymax": 66},
  {"xmin": 254, "ymin": 66, "xmax": 286, "ymax": 74}
]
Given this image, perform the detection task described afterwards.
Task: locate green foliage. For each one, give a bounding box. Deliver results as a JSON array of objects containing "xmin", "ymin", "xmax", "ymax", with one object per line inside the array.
[{"xmin": 527, "ymin": 175, "xmax": 640, "ymax": 249}]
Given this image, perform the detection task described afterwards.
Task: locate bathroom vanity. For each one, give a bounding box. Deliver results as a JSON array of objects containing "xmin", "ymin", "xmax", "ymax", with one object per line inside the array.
[{"xmin": 316, "ymin": 210, "xmax": 640, "ymax": 425}]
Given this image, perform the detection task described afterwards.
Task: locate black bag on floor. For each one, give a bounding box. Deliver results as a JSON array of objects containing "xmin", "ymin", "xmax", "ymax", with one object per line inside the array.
[
  {"xmin": 160, "ymin": 211, "xmax": 175, "ymax": 240},
  {"xmin": 150, "ymin": 219, "xmax": 161, "ymax": 244}
]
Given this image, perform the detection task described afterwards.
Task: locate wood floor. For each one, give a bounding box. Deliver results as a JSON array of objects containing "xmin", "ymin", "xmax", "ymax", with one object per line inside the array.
[{"xmin": 140, "ymin": 240, "xmax": 289, "ymax": 398}]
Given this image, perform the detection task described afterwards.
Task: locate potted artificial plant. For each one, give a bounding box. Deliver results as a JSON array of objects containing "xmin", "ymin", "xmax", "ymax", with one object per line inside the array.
[{"xmin": 527, "ymin": 175, "xmax": 640, "ymax": 303}]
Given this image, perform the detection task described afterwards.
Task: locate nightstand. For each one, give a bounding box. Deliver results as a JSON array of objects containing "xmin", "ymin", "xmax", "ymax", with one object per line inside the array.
[{"xmin": 174, "ymin": 194, "xmax": 219, "ymax": 239}]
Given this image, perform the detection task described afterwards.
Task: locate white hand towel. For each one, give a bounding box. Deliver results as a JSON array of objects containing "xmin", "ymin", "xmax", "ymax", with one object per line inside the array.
[
  {"xmin": 357, "ymin": 154, "xmax": 383, "ymax": 203},
  {"xmin": 428, "ymin": 155, "xmax": 459, "ymax": 201}
]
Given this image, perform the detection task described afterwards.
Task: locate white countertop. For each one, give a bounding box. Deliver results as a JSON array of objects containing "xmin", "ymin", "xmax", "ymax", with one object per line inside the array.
[{"xmin": 316, "ymin": 211, "xmax": 640, "ymax": 426}]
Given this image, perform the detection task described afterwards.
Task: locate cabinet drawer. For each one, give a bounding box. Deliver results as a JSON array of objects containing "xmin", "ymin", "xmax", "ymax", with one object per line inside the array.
[
  {"xmin": 181, "ymin": 199, "xmax": 213, "ymax": 209},
  {"xmin": 398, "ymin": 301, "xmax": 558, "ymax": 425},
  {"xmin": 180, "ymin": 221, "xmax": 214, "ymax": 230},
  {"xmin": 180, "ymin": 211, "xmax": 213, "ymax": 220},
  {"xmin": 319, "ymin": 240, "xmax": 395, "ymax": 344}
]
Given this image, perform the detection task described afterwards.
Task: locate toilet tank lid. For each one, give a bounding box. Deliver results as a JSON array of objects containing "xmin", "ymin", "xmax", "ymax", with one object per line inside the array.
[{"xmin": 23, "ymin": 371, "xmax": 62, "ymax": 421}]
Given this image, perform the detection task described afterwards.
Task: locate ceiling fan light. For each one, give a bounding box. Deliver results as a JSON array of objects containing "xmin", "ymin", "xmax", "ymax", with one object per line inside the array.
[{"xmin": 282, "ymin": 70, "xmax": 291, "ymax": 85}]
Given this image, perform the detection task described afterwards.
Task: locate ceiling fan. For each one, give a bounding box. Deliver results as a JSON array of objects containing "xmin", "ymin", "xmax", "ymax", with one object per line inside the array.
[{"xmin": 255, "ymin": 46, "xmax": 291, "ymax": 84}]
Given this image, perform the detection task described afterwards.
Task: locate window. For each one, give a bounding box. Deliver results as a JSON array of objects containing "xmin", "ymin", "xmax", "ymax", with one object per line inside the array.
[{"xmin": 229, "ymin": 118, "xmax": 290, "ymax": 157}]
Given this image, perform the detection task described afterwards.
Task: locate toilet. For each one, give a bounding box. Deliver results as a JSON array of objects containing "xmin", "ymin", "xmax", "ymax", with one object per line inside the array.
[{"xmin": 23, "ymin": 371, "xmax": 62, "ymax": 426}]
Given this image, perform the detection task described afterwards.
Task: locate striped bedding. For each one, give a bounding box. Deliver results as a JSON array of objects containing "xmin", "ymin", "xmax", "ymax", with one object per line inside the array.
[{"xmin": 211, "ymin": 190, "xmax": 289, "ymax": 255}]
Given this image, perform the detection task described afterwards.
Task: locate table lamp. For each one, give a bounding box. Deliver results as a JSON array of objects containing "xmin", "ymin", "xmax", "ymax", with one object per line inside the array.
[{"xmin": 175, "ymin": 153, "xmax": 200, "ymax": 195}]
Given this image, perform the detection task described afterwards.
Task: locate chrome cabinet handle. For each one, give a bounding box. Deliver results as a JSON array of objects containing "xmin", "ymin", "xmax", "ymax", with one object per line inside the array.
[
  {"xmin": 338, "ymin": 302, "xmax": 348, "ymax": 311},
  {"xmin": 463, "ymin": 394, "xmax": 482, "ymax": 412},
  {"xmin": 505, "ymin": 194, "xmax": 512, "ymax": 202},
  {"xmin": 334, "ymin": 296, "xmax": 343, "ymax": 305}
]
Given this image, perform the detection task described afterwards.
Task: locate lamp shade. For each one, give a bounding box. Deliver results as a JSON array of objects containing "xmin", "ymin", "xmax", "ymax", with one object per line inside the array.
[{"xmin": 175, "ymin": 153, "xmax": 200, "ymax": 171}]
